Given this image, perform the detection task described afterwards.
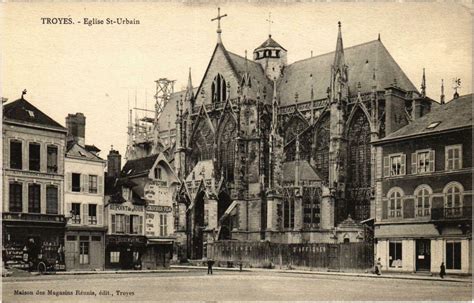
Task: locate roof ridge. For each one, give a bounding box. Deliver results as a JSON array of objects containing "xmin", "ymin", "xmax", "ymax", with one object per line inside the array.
[{"xmin": 288, "ymin": 39, "xmax": 381, "ymax": 67}]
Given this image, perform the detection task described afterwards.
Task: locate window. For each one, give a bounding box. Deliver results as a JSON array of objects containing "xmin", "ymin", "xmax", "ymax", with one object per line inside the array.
[
  {"xmin": 211, "ymin": 74, "xmax": 227, "ymax": 103},
  {"xmin": 47, "ymin": 145, "xmax": 58, "ymax": 173},
  {"xmin": 9, "ymin": 182, "xmax": 22, "ymax": 212},
  {"xmin": 446, "ymin": 145, "xmax": 462, "ymax": 171},
  {"xmin": 110, "ymin": 251, "xmax": 120, "ymax": 263},
  {"xmin": 66, "ymin": 235, "xmax": 76, "ymax": 241},
  {"xmin": 154, "ymin": 167, "xmax": 162, "ymax": 179},
  {"xmin": 130, "ymin": 215, "xmax": 142, "ymax": 234},
  {"xmin": 79, "ymin": 241, "xmax": 89, "ymax": 264},
  {"xmin": 113, "ymin": 214, "xmax": 126, "ymax": 234},
  {"xmin": 91, "ymin": 236, "xmax": 101, "ymax": 241},
  {"xmin": 29, "ymin": 143, "xmax": 41, "ymax": 171},
  {"xmin": 384, "ymin": 154, "xmax": 406, "ymax": 177},
  {"xmin": 411, "ymin": 150, "xmax": 434, "ymax": 174},
  {"xmin": 72, "ymin": 173, "xmax": 81, "ymax": 192},
  {"xmin": 88, "ymin": 204, "xmax": 97, "ymax": 225},
  {"xmin": 71, "ymin": 203, "xmax": 81, "ymax": 224},
  {"xmin": 415, "ymin": 186, "xmax": 431, "ymax": 217},
  {"xmin": 89, "ymin": 175, "xmax": 98, "ymax": 193},
  {"xmin": 283, "ymin": 189, "xmax": 295, "ymax": 229},
  {"xmin": 46, "ymin": 186, "xmax": 58, "ymax": 214},
  {"xmin": 10, "ymin": 140, "xmax": 22, "ymax": 169},
  {"xmin": 388, "ymin": 189, "xmax": 403, "ymax": 218},
  {"xmin": 160, "ymin": 214, "xmax": 168, "ymax": 236},
  {"xmin": 28, "ymin": 184, "xmax": 41, "ymax": 213},
  {"xmin": 446, "ymin": 241, "xmax": 461, "ymax": 270},
  {"xmin": 444, "ymin": 183, "xmax": 463, "ymax": 218},
  {"xmin": 389, "ymin": 241, "xmax": 403, "ymax": 268}
]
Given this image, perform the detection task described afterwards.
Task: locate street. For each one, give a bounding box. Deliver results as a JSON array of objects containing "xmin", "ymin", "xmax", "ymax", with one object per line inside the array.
[{"xmin": 2, "ymin": 270, "xmax": 472, "ymax": 302}]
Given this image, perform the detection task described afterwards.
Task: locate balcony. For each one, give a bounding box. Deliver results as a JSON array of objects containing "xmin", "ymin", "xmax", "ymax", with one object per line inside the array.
[{"xmin": 431, "ymin": 206, "xmax": 472, "ymax": 221}]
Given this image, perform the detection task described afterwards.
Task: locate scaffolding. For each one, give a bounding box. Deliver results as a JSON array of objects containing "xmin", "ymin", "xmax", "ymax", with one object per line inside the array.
[{"xmin": 154, "ymin": 78, "xmax": 176, "ymax": 123}]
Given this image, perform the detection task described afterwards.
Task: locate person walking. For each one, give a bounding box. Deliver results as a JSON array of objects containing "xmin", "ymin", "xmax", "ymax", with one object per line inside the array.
[
  {"xmin": 207, "ymin": 258, "xmax": 214, "ymax": 275},
  {"xmin": 375, "ymin": 258, "xmax": 382, "ymax": 275},
  {"xmin": 440, "ymin": 262, "xmax": 446, "ymax": 279}
]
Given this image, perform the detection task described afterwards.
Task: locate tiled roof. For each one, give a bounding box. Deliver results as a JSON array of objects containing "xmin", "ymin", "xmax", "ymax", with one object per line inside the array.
[
  {"xmin": 282, "ymin": 160, "xmax": 322, "ymax": 182},
  {"xmin": 255, "ymin": 35, "xmax": 287, "ymax": 51},
  {"xmin": 278, "ymin": 40, "xmax": 417, "ymax": 106},
  {"xmin": 3, "ymin": 98, "xmax": 66, "ymax": 130},
  {"xmin": 66, "ymin": 142, "xmax": 103, "ymax": 161},
  {"xmin": 121, "ymin": 153, "xmax": 159, "ymax": 177},
  {"xmin": 380, "ymin": 94, "xmax": 473, "ymax": 142}
]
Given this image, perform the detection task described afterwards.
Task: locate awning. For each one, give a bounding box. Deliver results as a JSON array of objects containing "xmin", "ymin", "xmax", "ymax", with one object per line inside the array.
[{"xmin": 147, "ymin": 238, "xmax": 174, "ymax": 245}]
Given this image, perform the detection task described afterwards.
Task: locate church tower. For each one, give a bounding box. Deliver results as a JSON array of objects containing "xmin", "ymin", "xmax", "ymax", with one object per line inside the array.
[{"xmin": 253, "ymin": 35, "xmax": 287, "ymax": 81}]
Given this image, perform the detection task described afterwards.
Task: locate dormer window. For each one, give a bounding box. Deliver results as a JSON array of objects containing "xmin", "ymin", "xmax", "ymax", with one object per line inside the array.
[{"xmin": 212, "ymin": 74, "xmax": 227, "ymax": 103}]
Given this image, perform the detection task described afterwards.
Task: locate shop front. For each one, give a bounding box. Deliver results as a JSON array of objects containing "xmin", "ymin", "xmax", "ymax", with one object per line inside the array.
[
  {"xmin": 65, "ymin": 226, "xmax": 107, "ymax": 271},
  {"xmin": 2, "ymin": 213, "xmax": 66, "ymax": 272},
  {"xmin": 105, "ymin": 235, "xmax": 146, "ymax": 269}
]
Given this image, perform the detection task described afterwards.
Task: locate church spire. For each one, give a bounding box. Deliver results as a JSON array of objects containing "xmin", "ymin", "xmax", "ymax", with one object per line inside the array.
[
  {"xmin": 420, "ymin": 68, "xmax": 426, "ymax": 98},
  {"xmin": 440, "ymin": 79, "xmax": 445, "ymax": 104},
  {"xmin": 333, "ymin": 21, "xmax": 346, "ymax": 73},
  {"xmin": 185, "ymin": 67, "xmax": 194, "ymax": 102},
  {"xmin": 211, "ymin": 7, "xmax": 227, "ymax": 44}
]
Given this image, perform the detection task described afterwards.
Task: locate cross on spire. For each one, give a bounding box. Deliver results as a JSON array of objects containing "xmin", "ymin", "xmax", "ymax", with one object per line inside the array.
[
  {"xmin": 266, "ymin": 12, "xmax": 274, "ymax": 37},
  {"xmin": 211, "ymin": 7, "xmax": 228, "ymax": 44}
]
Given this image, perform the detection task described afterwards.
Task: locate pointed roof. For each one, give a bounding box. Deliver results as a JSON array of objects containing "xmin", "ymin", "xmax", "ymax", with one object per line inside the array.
[
  {"xmin": 185, "ymin": 68, "xmax": 194, "ymax": 101},
  {"xmin": 277, "ymin": 40, "xmax": 418, "ymax": 106},
  {"xmin": 121, "ymin": 153, "xmax": 159, "ymax": 177},
  {"xmin": 378, "ymin": 93, "xmax": 473, "ymax": 142},
  {"xmin": 255, "ymin": 35, "xmax": 287, "ymax": 51},
  {"xmin": 66, "ymin": 141, "xmax": 104, "ymax": 161},
  {"xmin": 282, "ymin": 160, "xmax": 322, "ymax": 182},
  {"xmin": 3, "ymin": 98, "xmax": 66, "ymax": 131},
  {"xmin": 333, "ymin": 22, "xmax": 345, "ymax": 70}
]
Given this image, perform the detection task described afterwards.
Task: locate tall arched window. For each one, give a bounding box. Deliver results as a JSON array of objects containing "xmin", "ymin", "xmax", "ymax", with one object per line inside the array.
[
  {"xmin": 415, "ymin": 185, "xmax": 432, "ymax": 217},
  {"xmin": 346, "ymin": 109, "xmax": 372, "ymax": 221},
  {"xmin": 188, "ymin": 118, "xmax": 214, "ymax": 174},
  {"xmin": 444, "ymin": 182, "xmax": 463, "ymax": 218},
  {"xmin": 313, "ymin": 114, "xmax": 330, "ymax": 182},
  {"xmin": 387, "ymin": 188, "xmax": 403, "ymax": 218},
  {"xmin": 217, "ymin": 114, "xmax": 237, "ymax": 181},
  {"xmin": 212, "ymin": 74, "xmax": 226, "ymax": 103}
]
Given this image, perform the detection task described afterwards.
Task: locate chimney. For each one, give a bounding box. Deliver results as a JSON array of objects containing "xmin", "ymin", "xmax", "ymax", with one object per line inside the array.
[
  {"xmin": 66, "ymin": 113, "xmax": 86, "ymax": 146},
  {"xmin": 107, "ymin": 148, "xmax": 122, "ymax": 178}
]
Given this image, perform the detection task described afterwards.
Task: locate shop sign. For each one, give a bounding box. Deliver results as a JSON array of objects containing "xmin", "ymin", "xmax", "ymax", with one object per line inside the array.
[
  {"xmin": 109, "ymin": 204, "xmax": 144, "ymax": 212},
  {"xmin": 106, "ymin": 235, "xmax": 146, "ymax": 245},
  {"xmin": 146, "ymin": 205, "xmax": 172, "ymax": 213}
]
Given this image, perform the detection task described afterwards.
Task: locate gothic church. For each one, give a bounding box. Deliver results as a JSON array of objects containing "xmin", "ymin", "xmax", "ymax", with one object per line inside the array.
[{"xmin": 126, "ymin": 13, "xmax": 435, "ymax": 259}]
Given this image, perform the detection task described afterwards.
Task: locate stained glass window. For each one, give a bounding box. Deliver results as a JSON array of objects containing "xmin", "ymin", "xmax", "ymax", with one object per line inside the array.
[
  {"xmin": 188, "ymin": 118, "xmax": 214, "ymax": 174},
  {"xmin": 313, "ymin": 114, "xmax": 330, "ymax": 182},
  {"xmin": 302, "ymin": 187, "xmax": 321, "ymax": 229},
  {"xmin": 212, "ymin": 74, "xmax": 226, "ymax": 103},
  {"xmin": 283, "ymin": 188, "xmax": 295, "ymax": 229},
  {"xmin": 218, "ymin": 114, "xmax": 237, "ymax": 181}
]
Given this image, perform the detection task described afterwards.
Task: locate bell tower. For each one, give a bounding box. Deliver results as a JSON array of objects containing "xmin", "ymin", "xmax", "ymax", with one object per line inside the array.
[{"xmin": 253, "ymin": 35, "xmax": 287, "ymax": 81}]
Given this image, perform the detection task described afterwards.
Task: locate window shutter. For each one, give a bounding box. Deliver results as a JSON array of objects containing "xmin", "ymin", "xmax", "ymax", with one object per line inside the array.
[
  {"xmin": 111, "ymin": 214, "xmax": 116, "ymax": 234},
  {"xmin": 98, "ymin": 205, "xmax": 103, "ymax": 226},
  {"xmin": 82, "ymin": 203, "xmax": 88, "ymax": 225},
  {"xmin": 139, "ymin": 216, "xmax": 143, "ymax": 235},
  {"xmin": 83, "ymin": 174, "xmax": 89, "ymax": 193},
  {"xmin": 67, "ymin": 173, "xmax": 72, "ymax": 192},
  {"xmin": 98, "ymin": 176, "xmax": 103, "ymax": 194},
  {"xmin": 429, "ymin": 150, "xmax": 435, "ymax": 172},
  {"xmin": 400, "ymin": 154, "xmax": 406, "ymax": 175},
  {"xmin": 125, "ymin": 215, "xmax": 130, "ymax": 234},
  {"xmin": 382, "ymin": 199, "xmax": 388, "ymax": 220},
  {"xmin": 383, "ymin": 156, "xmax": 389, "ymax": 177},
  {"xmin": 411, "ymin": 153, "xmax": 417, "ymax": 174},
  {"xmin": 66, "ymin": 202, "xmax": 72, "ymax": 217}
]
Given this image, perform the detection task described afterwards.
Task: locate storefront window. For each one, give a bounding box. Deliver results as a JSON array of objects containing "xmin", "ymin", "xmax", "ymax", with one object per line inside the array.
[
  {"xmin": 79, "ymin": 241, "xmax": 89, "ymax": 264},
  {"xmin": 446, "ymin": 241, "xmax": 461, "ymax": 270},
  {"xmin": 389, "ymin": 241, "xmax": 402, "ymax": 268},
  {"xmin": 110, "ymin": 251, "xmax": 120, "ymax": 263}
]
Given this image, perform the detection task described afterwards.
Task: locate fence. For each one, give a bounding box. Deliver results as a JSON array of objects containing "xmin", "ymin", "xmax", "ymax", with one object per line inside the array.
[{"xmin": 208, "ymin": 241, "xmax": 374, "ymax": 271}]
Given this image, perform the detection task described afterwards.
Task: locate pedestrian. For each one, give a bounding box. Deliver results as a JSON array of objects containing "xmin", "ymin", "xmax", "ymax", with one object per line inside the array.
[
  {"xmin": 207, "ymin": 258, "xmax": 214, "ymax": 275},
  {"xmin": 440, "ymin": 262, "xmax": 446, "ymax": 279},
  {"xmin": 375, "ymin": 258, "xmax": 382, "ymax": 275}
]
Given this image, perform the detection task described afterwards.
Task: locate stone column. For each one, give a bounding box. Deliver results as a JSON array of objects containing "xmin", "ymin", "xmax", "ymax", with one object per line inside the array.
[{"xmin": 320, "ymin": 186, "xmax": 334, "ymax": 230}]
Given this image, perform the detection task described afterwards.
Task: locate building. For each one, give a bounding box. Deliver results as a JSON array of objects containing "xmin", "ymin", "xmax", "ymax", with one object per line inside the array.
[
  {"xmin": 126, "ymin": 13, "xmax": 440, "ymax": 259},
  {"xmin": 104, "ymin": 148, "xmax": 147, "ymax": 269},
  {"xmin": 64, "ymin": 113, "xmax": 107, "ymax": 271},
  {"xmin": 2, "ymin": 94, "xmax": 67, "ymax": 271},
  {"xmin": 120, "ymin": 153, "xmax": 180, "ymax": 269},
  {"xmin": 373, "ymin": 94, "xmax": 472, "ymax": 274}
]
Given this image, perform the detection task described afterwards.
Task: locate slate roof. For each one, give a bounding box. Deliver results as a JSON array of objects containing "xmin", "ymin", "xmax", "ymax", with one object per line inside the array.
[
  {"xmin": 278, "ymin": 40, "xmax": 417, "ymax": 106},
  {"xmin": 66, "ymin": 142, "xmax": 104, "ymax": 161},
  {"xmin": 255, "ymin": 35, "xmax": 287, "ymax": 51},
  {"xmin": 121, "ymin": 153, "xmax": 159, "ymax": 177},
  {"xmin": 378, "ymin": 93, "xmax": 473, "ymax": 142},
  {"xmin": 3, "ymin": 98, "xmax": 66, "ymax": 130},
  {"xmin": 227, "ymin": 51, "xmax": 274, "ymax": 99},
  {"xmin": 85, "ymin": 144, "xmax": 101, "ymax": 153},
  {"xmin": 157, "ymin": 88, "xmax": 198, "ymax": 132},
  {"xmin": 282, "ymin": 160, "xmax": 322, "ymax": 182}
]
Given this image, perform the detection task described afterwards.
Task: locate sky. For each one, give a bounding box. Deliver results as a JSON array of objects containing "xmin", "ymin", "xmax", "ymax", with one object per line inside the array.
[{"xmin": 1, "ymin": 2, "xmax": 472, "ymax": 160}]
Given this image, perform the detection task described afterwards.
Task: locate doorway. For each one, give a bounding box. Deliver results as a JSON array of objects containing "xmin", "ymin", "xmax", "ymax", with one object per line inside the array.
[{"xmin": 415, "ymin": 239, "xmax": 431, "ymax": 271}]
